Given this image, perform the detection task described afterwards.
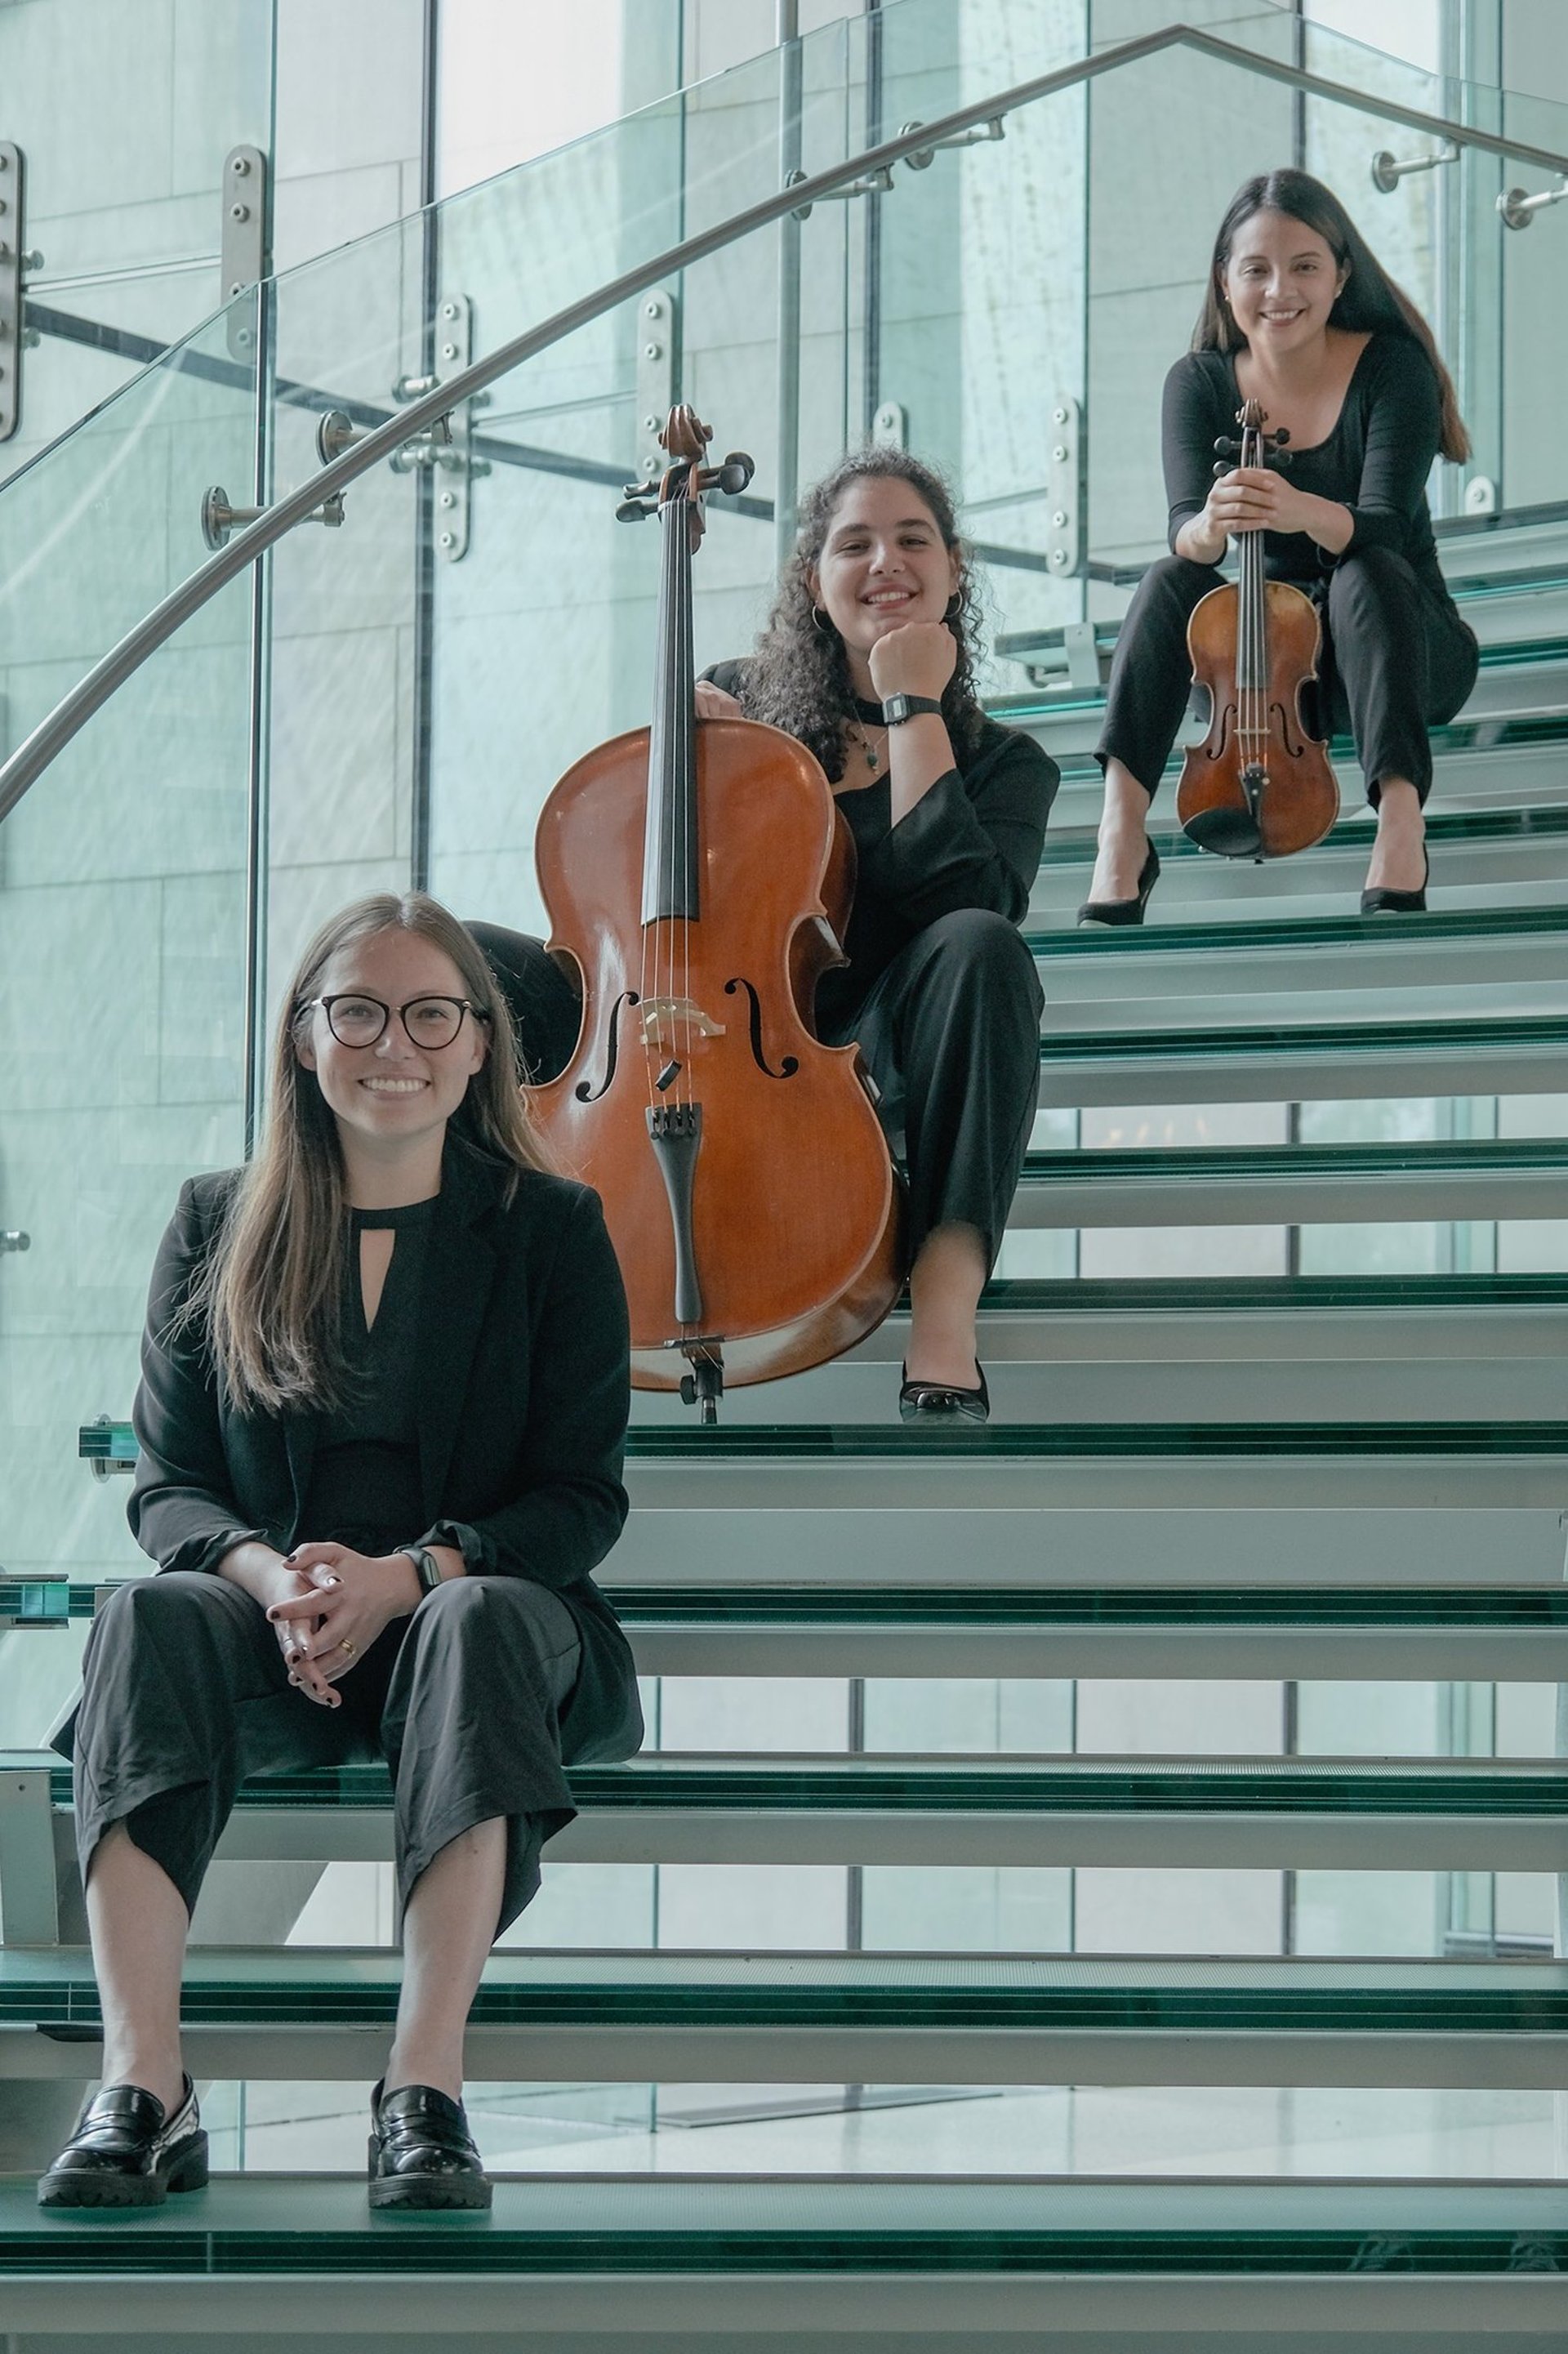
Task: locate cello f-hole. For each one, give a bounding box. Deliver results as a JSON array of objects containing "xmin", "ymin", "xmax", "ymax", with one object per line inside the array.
[
  {"xmin": 724, "ymin": 976, "xmax": 800, "ymax": 1080},
  {"xmin": 574, "ymin": 989, "xmax": 640, "ymax": 1103}
]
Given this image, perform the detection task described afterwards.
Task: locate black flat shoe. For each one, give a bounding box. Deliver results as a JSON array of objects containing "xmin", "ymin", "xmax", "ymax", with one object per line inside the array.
[
  {"xmin": 38, "ymin": 2076, "xmax": 207, "ymax": 2209},
  {"xmin": 369, "ymin": 2079, "xmax": 492, "ymax": 2211},
  {"xmin": 1077, "ymin": 844, "xmax": 1160, "ymax": 927},
  {"xmin": 1361, "ymin": 845, "xmax": 1428, "ymax": 916},
  {"xmin": 899, "ymin": 1364, "xmax": 990, "ymax": 1425}
]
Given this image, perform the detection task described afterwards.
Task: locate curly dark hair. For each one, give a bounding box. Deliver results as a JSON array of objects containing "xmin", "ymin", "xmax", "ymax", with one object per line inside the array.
[{"xmin": 735, "ymin": 448, "xmax": 987, "ymax": 783}]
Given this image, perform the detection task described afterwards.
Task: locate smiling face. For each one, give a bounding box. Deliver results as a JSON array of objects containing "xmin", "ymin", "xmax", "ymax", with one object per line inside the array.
[
  {"xmin": 808, "ymin": 474, "xmax": 960, "ymax": 665},
  {"xmin": 294, "ymin": 925, "xmax": 488, "ymax": 1168},
  {"xmin": 1220, "ymin": 207, "xmax": 1348, "ymax": 356}
]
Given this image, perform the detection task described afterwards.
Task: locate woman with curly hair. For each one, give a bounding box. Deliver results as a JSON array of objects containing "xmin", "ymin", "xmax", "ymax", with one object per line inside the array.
[{"xmin": 694, "ymin": 448, "xmax": 1059, "ymax": 1421}]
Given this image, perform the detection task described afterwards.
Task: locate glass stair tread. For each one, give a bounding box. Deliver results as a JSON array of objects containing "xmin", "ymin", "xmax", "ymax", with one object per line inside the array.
[
  {"xmin": 3, "ymin": 1946, "xmax": 1566, "ymax": 2033},
  {"xmin": 1033, "ymin": 804, "xmax": 1568, "ymax": 872},
  {"xmin": 15, "ymin": 1750, "xmax": 1562, "ymax": 1817},
  {"xmin": 1039, "ymin": 1013, "xmax": 1567, "ymax": 1062},
  {"xmin": 1021, "ymin": 1139, "xmax": 1568, "ymax": 1179},
  {"xmin": 982, "ymin": 1273, "xmax": 1568, "ymax": 1312},
  {"xmin": 12, "ymin": 1581, "xmax": 1568, "ymax": 1634},
  {"xmin": 1026, "ymin": 903, "xmax": 1568, "ymax": 957},
  {"xmin": 0, "ymin": 2170, "xmax": 1562, "ymax": 2278},
  {"xmin": 76, "ymin": 1419, "xmax": 1568, "ymax": 1465}
]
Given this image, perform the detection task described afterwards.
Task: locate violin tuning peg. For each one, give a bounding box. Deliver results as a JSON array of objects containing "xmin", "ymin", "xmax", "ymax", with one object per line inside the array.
[
  {"xmin": 615, "ymin": 497, "xmax": 653, "ymax": 523},
  {"xmin": 716, "ymin": 451, "xmax": 755, "ymax": 496},
  {"xmin": 1212, "ymin": 461, "xmax": 1228, "ymax": 479},
  {"xmin": 1213, "ymin": 437, "xmax": 1241, "ymax": 457},
  {"xmin": 1271, "ymin": 426, "xmax": 1291, "ymax": 446}
]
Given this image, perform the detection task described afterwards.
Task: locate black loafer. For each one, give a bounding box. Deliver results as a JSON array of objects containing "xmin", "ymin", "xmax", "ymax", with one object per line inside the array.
[
  {"xmin": 899, "ymin": 1364, "xmax": 990, "ymax": 1425},
  {"xmin": 38, "ymin": 2077, "xmax": 207, "ymax": 2209},
  {"xmin": 368, "ymin": 2079, "xmax": 492, "ymax": 2211}
]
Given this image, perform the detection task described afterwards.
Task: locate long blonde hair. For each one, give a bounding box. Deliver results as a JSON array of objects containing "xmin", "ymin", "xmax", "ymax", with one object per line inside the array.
[{"xmin": 198, "ymin": 893, "xmax": 549, "ymax": 1414}]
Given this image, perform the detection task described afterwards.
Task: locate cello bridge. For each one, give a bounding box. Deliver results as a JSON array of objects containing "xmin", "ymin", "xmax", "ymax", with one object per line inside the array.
[{"xmin": 639, "ymin": 995, "xmax": 727, "ymax": 1049}]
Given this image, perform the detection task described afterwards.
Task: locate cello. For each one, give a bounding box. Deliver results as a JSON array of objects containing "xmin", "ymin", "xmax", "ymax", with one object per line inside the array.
[
  {"xmin": 1175, "ymin": 398, "xmax": 1340, "ymax": 860},
  {"xmin": 524, "ymin": 406, "xmax": 905, "ymax": 1420}
]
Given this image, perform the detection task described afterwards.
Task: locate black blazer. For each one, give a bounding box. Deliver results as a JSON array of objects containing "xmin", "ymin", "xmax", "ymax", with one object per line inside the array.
[{"xmin": 127, "ymin": 1136, "xmax": 642, "ymax": 1766}]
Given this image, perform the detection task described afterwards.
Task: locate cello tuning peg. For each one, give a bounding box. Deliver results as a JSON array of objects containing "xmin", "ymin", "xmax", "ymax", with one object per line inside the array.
[
  {"xmin": 717, "ymin": 451, "xmax": 755, "ymax": 495},
  {"xmin": 615, "ymin": 497, "xmax": 655, "ymax": 523},
  {"xmin": 1271, "ymin": 426, "xmax": 1291, "ymax": 446}
]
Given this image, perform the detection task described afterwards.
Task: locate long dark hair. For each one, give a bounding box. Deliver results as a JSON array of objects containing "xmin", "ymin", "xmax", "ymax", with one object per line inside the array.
[
  {"xmin": 737, "ymin": 448, "xmax": 987, "ymax": 782},
  {"xmin": 1194, "ymin": 167, "xmax": 1469, "ymax": 464},
  {"xmin": 198, "ymin": 893, "xmax": 549, "ymax": 1414}
]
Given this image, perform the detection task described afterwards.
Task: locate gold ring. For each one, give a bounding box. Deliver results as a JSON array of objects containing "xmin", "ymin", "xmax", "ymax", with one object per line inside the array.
[{"xmin": 337, "ymin": 1638, "xmax": 358, "ymax": 1658}]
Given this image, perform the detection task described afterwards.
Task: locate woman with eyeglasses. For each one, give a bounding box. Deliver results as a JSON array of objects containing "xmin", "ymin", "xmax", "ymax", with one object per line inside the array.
[
  {"xmin": 1080, "ymin": 167, "xmax": 1477, "ymax": 924},
  {"xmin": 41, "ymin": 893, "xmax": 640, "ymax": 2215}
]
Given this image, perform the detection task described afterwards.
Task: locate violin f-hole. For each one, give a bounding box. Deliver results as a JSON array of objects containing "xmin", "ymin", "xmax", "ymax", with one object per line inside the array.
[
  {"xmin": 575, "ymin": 990, "xmax": 639, "ymax": 1103},
  {"xmin": 724, "ymin": 977, "xmax": 800, "ymax": 1080}
]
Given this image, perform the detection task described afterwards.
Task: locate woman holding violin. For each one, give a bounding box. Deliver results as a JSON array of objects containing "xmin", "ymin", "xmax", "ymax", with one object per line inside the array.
[
  {"xmin": 1081, "ymin": 167, "xmax": 1477, "ymax": 924},
  {"xmin": 697, "ymin": 448, "xmax": 1059, "ymax": 1420}
]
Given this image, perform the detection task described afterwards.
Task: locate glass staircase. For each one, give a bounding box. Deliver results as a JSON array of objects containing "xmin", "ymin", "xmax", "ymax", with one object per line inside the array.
[{"xmin": 1, "ymin": 2, "xmax": 1567, "ymax": 2338}]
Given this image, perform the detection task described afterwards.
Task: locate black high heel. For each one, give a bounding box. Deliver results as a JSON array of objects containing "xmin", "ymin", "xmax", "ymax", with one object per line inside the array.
[
  {"xmin": 1077, "ymin": 844, "xmax": 1160, "ymax": 928},
  {"xmin": 899, "ymin": 1364, "xmax": 990, "ymax": 1426},
  {"xmin": 1361, "ymin": 845, "xmax": 1429, "ymax": 916}
]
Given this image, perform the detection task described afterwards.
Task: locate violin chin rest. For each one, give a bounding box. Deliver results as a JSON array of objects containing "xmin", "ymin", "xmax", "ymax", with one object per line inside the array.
[{"xmin": 1183, "ymin": 805, "xmax": 1263, "ymax": 859}]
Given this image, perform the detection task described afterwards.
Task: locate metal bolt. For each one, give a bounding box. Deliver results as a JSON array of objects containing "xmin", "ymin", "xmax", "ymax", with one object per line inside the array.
[
  {"xmin": 441, "ymin": 301, "xmax": 457, "ymax": 319},
  {"xmin": 644, "ymin": 300, "xmax": 661, "ymax": 317},
  {"xmin": 644, "ymin": 342, "xmax": 662, "ymax": 359},
  {"xmin": 441, "ymin": 341, "xmax": 457, "ymax": 360},
  {"xmin": 1052, "ymin": 444, "xmax": 1067, "ymax": 462},
  {"xmin": 439, "ymin": 529, "xmax": 454, "ymax": 548},
  {"xmin": 230, "ymin": 203, "xmax": 250, "ymax": 221},
  {"xmin": 1050, "ymin": 549, "xmax": 1067, "ymax": 567},
  {"xmin": 1053, "ymin": 510, "xmax": 1067, "ymax": 527},
  {"xmin": 1053, "ymin": 406, "xmax": 1068, "ymax": 424},
  {"xmin": 235, "ymin": 328, "xmax": 254, "ymax": 348},
  {"xmin": 439, "ymin": 489, "xmax": 455, "ymax": 508},
  {"xmin": 232, "ymin": 154, "xmax": 250, "ymax": 175}
]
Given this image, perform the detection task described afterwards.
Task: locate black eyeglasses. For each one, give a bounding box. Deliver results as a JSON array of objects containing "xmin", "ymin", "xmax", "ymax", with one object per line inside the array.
[{"xmin": 301, "ymin": 994, "xmax": 492, "ymax": 1050}]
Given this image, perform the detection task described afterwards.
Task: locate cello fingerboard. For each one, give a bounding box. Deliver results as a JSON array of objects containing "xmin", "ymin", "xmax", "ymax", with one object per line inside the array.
[{"xmin": 643, "ymin": 492, "xmax": 701, "ymax": 925}]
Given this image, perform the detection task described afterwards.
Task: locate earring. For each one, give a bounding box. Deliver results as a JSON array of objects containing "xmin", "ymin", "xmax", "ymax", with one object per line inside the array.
[{"xmin": 811, "ymin": 605, "xmax": 835, "ymax": 635}]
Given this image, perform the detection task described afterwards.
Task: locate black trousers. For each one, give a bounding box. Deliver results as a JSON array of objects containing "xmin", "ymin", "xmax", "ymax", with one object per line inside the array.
[
  {"xmin": 475, "ymin": 915, "xmax": 1043, "ymax": 1274},
  {"xmin": 1097, "ymin": 548, "xmax": 1479, "ymax": 806},
  {"xmin": 825, "ymin": 910, "xmax": 1043, "ymax": 1272},
  {"xmin": 71, "ymin": 1572, "xmax": 581, "ymax": 1937}
]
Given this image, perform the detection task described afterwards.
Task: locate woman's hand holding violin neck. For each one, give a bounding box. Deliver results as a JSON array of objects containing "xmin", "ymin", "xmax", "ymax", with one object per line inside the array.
[
  {"xmin": 866, "ymin": 620, "xmax": 958, "ymax": 705},
  {"xmin": 266, "ymin": 1541, "xmax": 424, "ymax": 1705},
  {"xmin": 693, "ymin": 680, "xmax": 743, "ymax": 720},
  {"xmin": 1205, "ymin": 466, "xmax": 1352, "ymax": 551}
]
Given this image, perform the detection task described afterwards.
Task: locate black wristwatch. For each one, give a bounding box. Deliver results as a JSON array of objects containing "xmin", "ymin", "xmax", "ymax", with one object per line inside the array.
[
  {"xmin": 880, "ymin": 693, "xmax": 944, "ymax": 726},
  {"xmin": 397, "ymin": 1543, "xmax": 444, "ymax": 1598}
]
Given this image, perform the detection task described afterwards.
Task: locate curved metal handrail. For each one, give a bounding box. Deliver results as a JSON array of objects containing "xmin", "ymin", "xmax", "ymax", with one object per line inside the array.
[{"xmin": 2, "ymin": 18, "xmax": 1565, "ymax": 827}]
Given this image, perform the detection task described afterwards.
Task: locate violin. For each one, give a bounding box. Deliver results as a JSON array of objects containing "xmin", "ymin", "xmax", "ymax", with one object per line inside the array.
[
  {"xmin": 524, "ymin": 406, "xmax": 905, "ymax": 1421},
  {"xmin": 1175, "ymin": 398, "xmax": 1339, "ymax": 860}
]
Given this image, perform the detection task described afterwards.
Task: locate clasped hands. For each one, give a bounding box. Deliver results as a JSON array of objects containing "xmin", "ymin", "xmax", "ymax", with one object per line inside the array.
[
  {"xmin": 264, "ymin": 1544, "xmax": 421, "ymax": 1708},
  {"xmin": 1205, "ymin": 465, "xmax": 1328, "ymax": 542}
]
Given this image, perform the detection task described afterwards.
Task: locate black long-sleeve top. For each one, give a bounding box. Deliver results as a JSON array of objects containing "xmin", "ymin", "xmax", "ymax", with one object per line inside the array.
[
  {"xmin": 706, "ymin": 660, "xmax": 1058, "ymax": 1030},
  {"xmin": 126, "ymin": 1135, "xmax": 641, "ymax": 1764},
  {"xmin": 1163, "ymin": 333, "xmax": 1458, "ymax": 602}
]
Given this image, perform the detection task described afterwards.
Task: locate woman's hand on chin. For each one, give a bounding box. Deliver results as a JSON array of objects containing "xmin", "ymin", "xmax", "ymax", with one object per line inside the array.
[
  {"xmin": 866, "ymin": 620, "xmax": 959, "ymax": 704},
  {"xmin": 266, "ymin": 1541, "xmax": 423, "ymax": 1702}
]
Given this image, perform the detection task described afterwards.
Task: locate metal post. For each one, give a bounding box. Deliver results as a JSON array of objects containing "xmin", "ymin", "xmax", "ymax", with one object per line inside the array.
[{"xmin": 775, "ymin": 1, "xmax": 803, "ymax": 573}]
